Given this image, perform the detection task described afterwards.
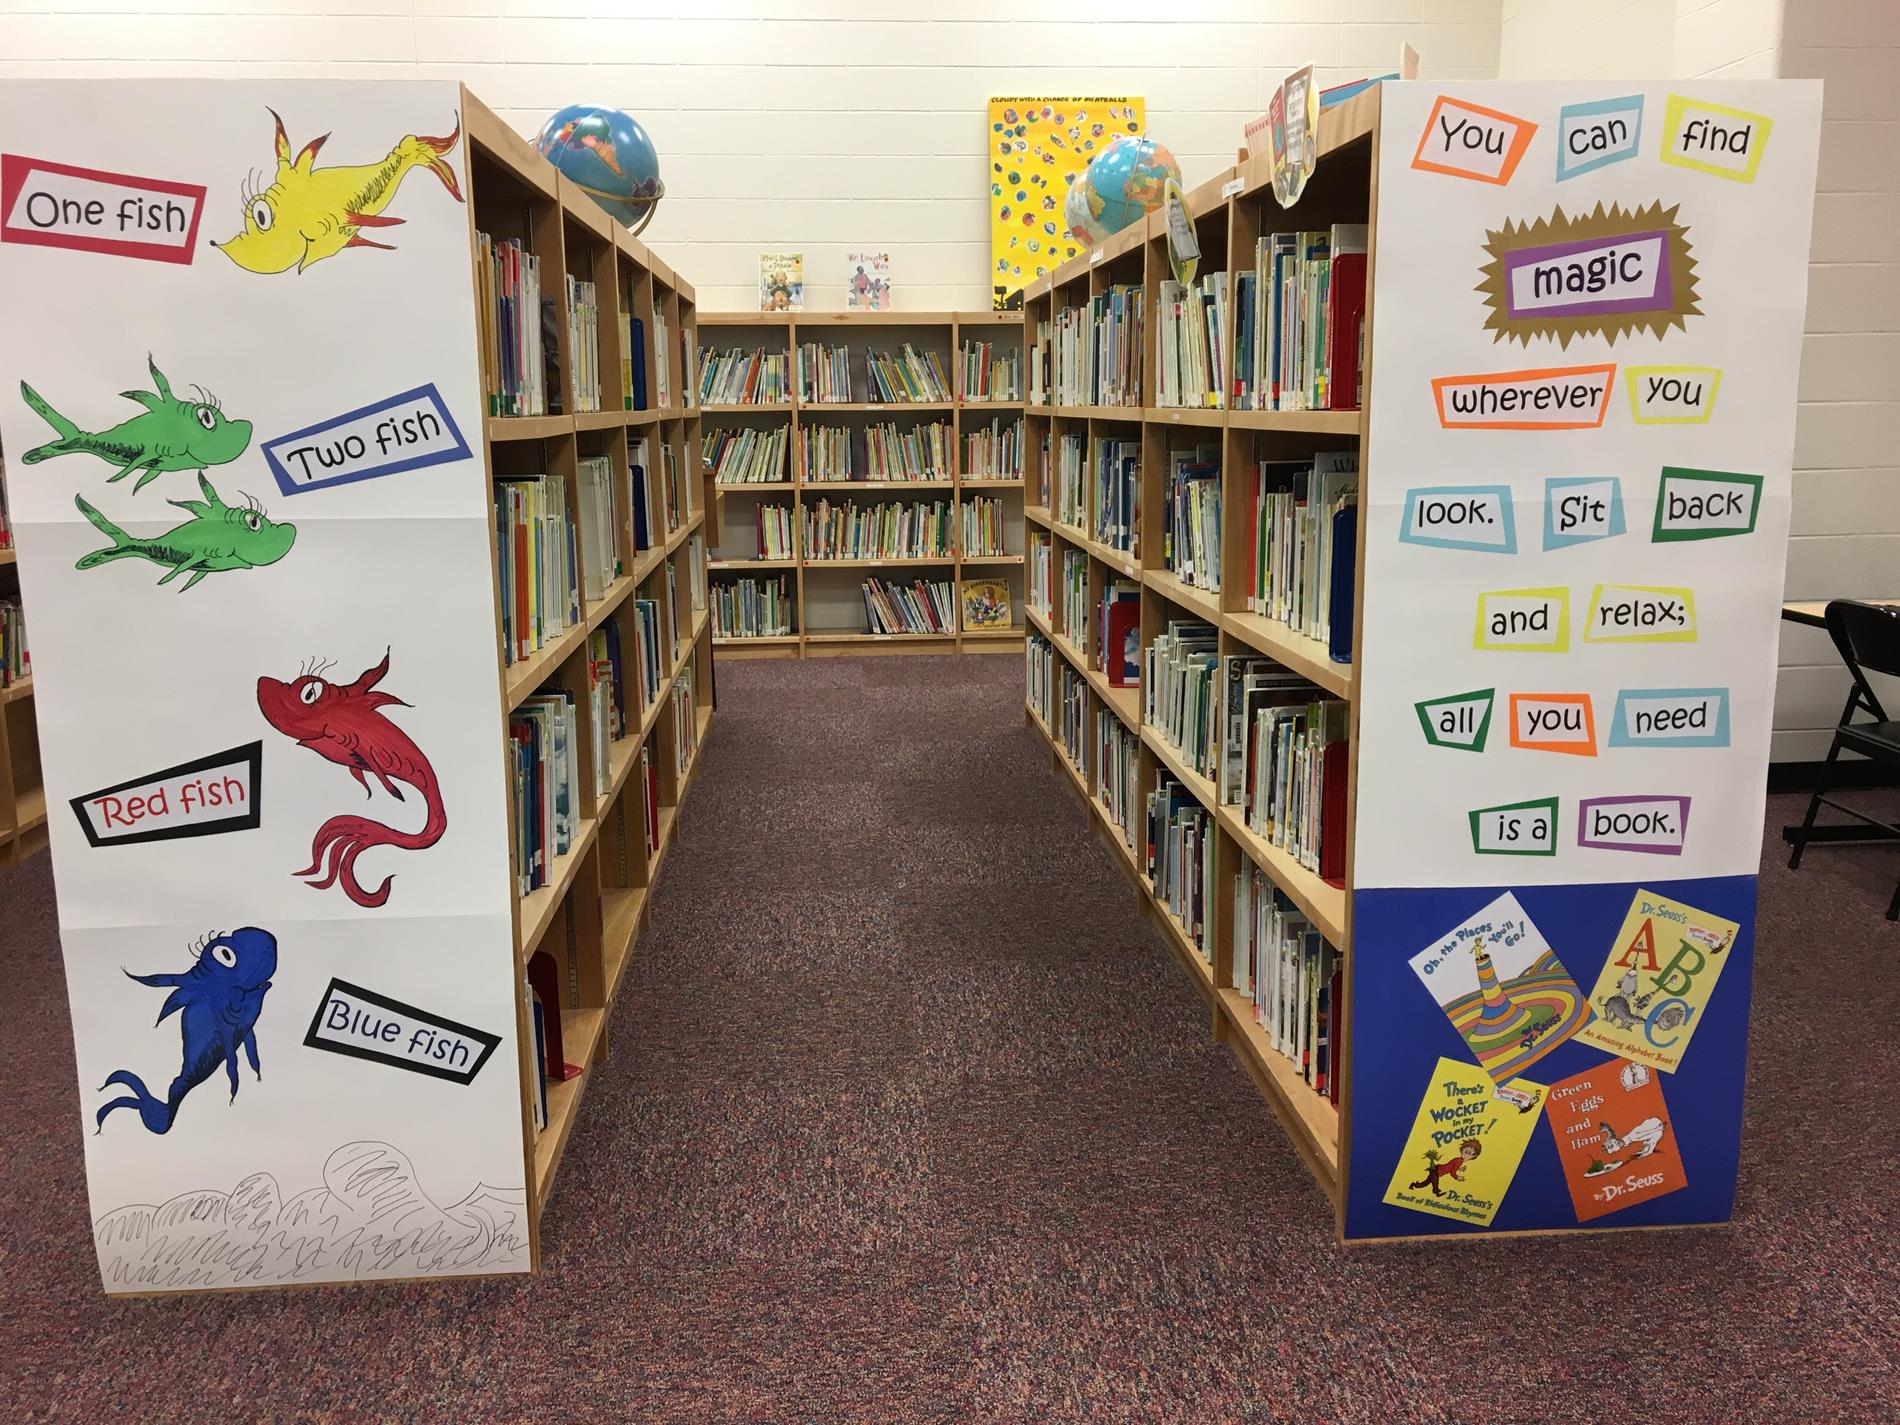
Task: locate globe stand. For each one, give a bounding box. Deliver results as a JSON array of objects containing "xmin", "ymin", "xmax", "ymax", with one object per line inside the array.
[{"xmin": 566, "ymin": 177, "xmax": 665, "ymax": 236}]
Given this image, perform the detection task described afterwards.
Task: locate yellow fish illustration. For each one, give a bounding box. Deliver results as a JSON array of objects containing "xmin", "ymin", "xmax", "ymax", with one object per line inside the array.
[{"xmin": 214, "ymin": 109, "xmax": 465, "ymax": 275}]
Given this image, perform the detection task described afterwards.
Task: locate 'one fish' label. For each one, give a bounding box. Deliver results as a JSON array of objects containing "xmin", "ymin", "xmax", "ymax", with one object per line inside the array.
[
  {"xmin": 1584, "ymin": 584, "xmax": 1696, "ymax": 643},
  {"xmin": 1469, "ymin": 796, "xmax": 1559, "ymax": 856},
  {"xmin": 1577, "ymin": 794, "xmax": 1691, "ymax": 854},
  {"xmin": 1662, "ymin": 94, "xmax": 1773, "ymax": 183},
  {"xmin": 1474, "ymin": 587, "xmax": 1570, "ymax": 652},
  {"xmin": 304, "ymin": 978, "xmax": 501, "ymax": 1086},
  {"xmin": 1509, "ymin": 692, "xmax": 1597, "ymax": 756},
  {"xmin": 1433, "ymin": 365, "xmax": 1615, "ymax": 430},
  {"xmin": 1401, "ymin": 485, "xmax": 1515, "ymax": 553},
  {"xmin": 69, "ymin": 741, "xmax": 262, "ymax": 847},
  {"xmin": 0, "ymin": 154, "xmax": 205, "ymax": 264},
  {"xmin": 1556, "ymin": 95, "xmax": 1644, "ymax": 181},
  {"xmin": 1627, "ymin": 365, "xmax": 1721, "ymax": 424},
  {"xmin": 1544, "ymin": 476, "xmax": 1625, "ymax": 550},
  {"xmin": 1479, "ymin": 203, "xmax": 1699, "ymax": 347},
  {"xmin": 1609, "ymin": 688, "xmax": 1731, "ymax": 749},
  {"xmin": 1412, "ymin": 96, "xmax": 1537, "ymax": 185},
  {"xmin": 263, "ymin": 383, "xmax": 472, "ymax": 497},
  {"xmin": 1652, "ymin": 467, "xmax": 1761, "ymax": 542},
  {"xmin": 1416, "ymin": 688, "xmax": 1495, "ymax": 752}
]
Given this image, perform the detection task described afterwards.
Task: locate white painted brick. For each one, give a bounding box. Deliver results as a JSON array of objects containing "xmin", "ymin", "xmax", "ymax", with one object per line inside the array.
[
  {"xmin": 1792, "ymin": 467, "xmax": 1900, "ymax": 535},
  {"xmin": 1816, "ymin": 121, "xmax": 1900, "ymax": 193},
  {"xmin": 1783, "ymin": 0, "xmax": 1900, "ymax": 49},
  {"xmin": 1782, "ymin": 47, "xmax": 1900, "ymax": 121},
  {"xmin": 1799, "ymin": 334, "xmax": 1900, "ymax": 404},
  {"xmin": 1689, "ymin": 47, "xmax": 1779, "ymax": 79},
  {"xmin": 1671, "ymin": 0, "xmax": 1780, "ymax": 77},
  {"xmin": 1784, "ymin": 532, "xmax": 1900, "ymax": 599},
  {"xmin": 1771, "ymin": 663, "xmax": 1854, "ymax": 730},
  {"xmin": 1794, "ymin": 400, "xmax": 1900, "ymax": 469},
  {"xmin": 1804, "ymin": 263, "xmax": 1900, "ymax": 334},
  {"xmin": 1810, "ymin": 192, "xmax": 1900, "ymax": 264}
]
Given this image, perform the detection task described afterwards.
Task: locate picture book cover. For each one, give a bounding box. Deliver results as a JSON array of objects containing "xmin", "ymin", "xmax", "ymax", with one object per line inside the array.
[
  {"xmin": 1381, "ymin": 1055, "xmax": 1545, "ymax": 1227},
  {"xmin": 1408, "ymin": 891, "xmax": 1591, "ymax": 1082},
  {"xmin": 1574, "ymin": 889, "xmax": 1740, "ymax": 1074},
  {"xmin": 760, "ymin": 251, "xmax": 803, "ymax": 311},
  {"xmin": 961, "ymin": 578, "xmax": 1012, "ymax": 631},
  {"xmin": 846, "ymin": 251, "xmax": 891, "ymax": 310},
  {"xmin": 1544, "ymin": 1057, "xmax": 1688, "ymax": 1222}
]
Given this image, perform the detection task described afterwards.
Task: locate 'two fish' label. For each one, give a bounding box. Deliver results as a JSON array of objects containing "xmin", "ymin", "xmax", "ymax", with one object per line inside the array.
[{"xmin": 263, "ymin": 383, "xmax": 473, "ymax": 497}]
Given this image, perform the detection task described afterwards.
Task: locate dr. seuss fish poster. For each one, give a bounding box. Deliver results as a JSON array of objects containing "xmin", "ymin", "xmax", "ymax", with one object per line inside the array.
[
  {"xmin": 1346, "ymin": 80, "xmax": 1818, "ymax": 1239},
  {"xmin": 0, "ymin": 80, "xmax": 529, "ymax": 1291}
]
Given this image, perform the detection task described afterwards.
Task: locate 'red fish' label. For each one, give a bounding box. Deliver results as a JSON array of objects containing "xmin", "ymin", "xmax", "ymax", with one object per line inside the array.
[{"xmin": 1, "ymin": 154, "xmax": 205, "ymax": 264}]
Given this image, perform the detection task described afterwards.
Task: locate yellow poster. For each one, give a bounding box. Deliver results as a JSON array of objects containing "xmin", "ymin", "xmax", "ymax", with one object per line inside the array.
[
  {"xmin": 1574, "ymin": 889, "xmax": 1740, "ymax": 1073},
  {"xmin": 987, "ymin": 96, "xmax": 1145, "ymax": 310},
  {"xmin": 1382, "ymin": 1056, "xmax": 1545, "ymax": 1227}
]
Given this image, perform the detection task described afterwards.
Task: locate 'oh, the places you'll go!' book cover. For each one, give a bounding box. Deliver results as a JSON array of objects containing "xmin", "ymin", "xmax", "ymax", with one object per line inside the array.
[{"xmin": 1408, "ymin": 891, "xmax": 1591, "ymax": 1082}]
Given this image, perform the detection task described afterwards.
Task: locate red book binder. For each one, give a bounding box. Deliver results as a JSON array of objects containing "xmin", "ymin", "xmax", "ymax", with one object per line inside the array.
[
  {"xmin": 1327, "ymin": 250, "xmax": 1367, "ymax": 410},
  {"xmin": 1319, "ymin": 740, "xmax": 1349, "ymax": 886},
  {"xmin": 1105, "ymin": 599, "xmax": 1140, "ymax": 687}
]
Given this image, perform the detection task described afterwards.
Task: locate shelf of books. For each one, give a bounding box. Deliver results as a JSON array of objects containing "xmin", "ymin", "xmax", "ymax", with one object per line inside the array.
[
  {"xmin": 467, "ymin": 95, "xmax": 716, "ymax": 1231},
  {"xmin": 1021, "ymin": 92, "xmax": 1373, "ymax": 1218},
  {"xmin": 1024, "ymin": 78, "xmax": 1821, "ymax": 1244},
  {"xmin": 699, "ymin": 311, "xmax": 1025, "ymax": 656},
  {"xmin": 0, "ymin": 440, "xmax": 38, "ymax": 868}
]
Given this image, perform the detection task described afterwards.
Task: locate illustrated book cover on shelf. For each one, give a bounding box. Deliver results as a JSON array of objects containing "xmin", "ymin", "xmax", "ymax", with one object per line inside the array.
[
  {"xmin": 960, "ymin": 578, "xmax": 1012, "ymax": 631},
  {"xmin": 760, "ymin": 251, "xmax": 804, "ymax": 311},
  {"xmin": 846, "ymin": 251, "xmax": 891, "ymax": 310}
]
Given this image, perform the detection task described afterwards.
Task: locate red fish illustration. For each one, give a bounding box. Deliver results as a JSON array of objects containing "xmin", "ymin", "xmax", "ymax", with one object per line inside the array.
[{"xmin": 256, "ymin": 650, "xmax": 444, "ymax": 908}]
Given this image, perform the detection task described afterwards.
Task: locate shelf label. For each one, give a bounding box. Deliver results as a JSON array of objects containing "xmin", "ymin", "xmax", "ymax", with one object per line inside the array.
[
  {"xmin": 1416, "ymin": 688, "xmax": 1495, "ymax": 752},
  {"xmin": 1474, "ymin": 587, "xmax": 1570, "ymax": 652},
  {"xmin": 69, "ymin": 741, "xmax": 262, "ymax": 847},
  {"xmin": 1544, "ymin": 475, "xmax": 1626, "ymax": 549},
  {"xmin": 1627, "ymin": 365, "xmax": 1722, "ymax": 424},
  {"xmin": 1609, "ymin": 687, "xmax": 1730, "ymax": 748},
  {"xmin": 0, "ymin": 153, "xmax": 205, "ymax": 264},
  {"xmin": 1556, "ymin": 95, "xmax": 1645, "ymax": 181},
  {"xmin": 1651, "ymin": 467, "xmax": 1761, "ymax": 541},
  {"xmin": 1089, "ymin": 247, "xmax": 1105, "ymax": 265},
  {"xmin": 1584, "ymin": 583, "xmax": 1696, "ymax": 643},
  {"xmin": 1411, "ymin": 95, "xmax": 1537, "ymax": 185},
  {"xmin": 1220, "ymin": 177, "xmax": 1245, "ymax": 199},
  {"xmin": 1469, "ymin": 795, "xmax": 1560, "ymax": 856},
  {"xmin": 1662, "ymin": 93, "xmax": 1773, "ymax": 183},
  {"xmin": 1577, "ymin": 794, "xmax": 1691, "ymax": 854},
  {"xmin": 304, "ymin": 978, "xmax": 501, "ymax": 1085},
  {"xmin": 1401, "ymin": 484, "xmax": 1516, "ymax": 553},
  {"xmin": 1432, "ymin": 364, "xmax": 1616, "ymax": 430}
]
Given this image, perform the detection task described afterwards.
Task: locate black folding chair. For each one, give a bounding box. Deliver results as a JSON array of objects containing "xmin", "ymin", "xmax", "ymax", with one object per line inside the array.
[{"xmin": 1788, "ymin": 599, "xmax": 1900, "ymax": 919}]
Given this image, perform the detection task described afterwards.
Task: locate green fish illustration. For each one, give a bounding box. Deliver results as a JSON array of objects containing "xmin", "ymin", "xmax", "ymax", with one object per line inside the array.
[
  {"xmin": 19, "ymin": 355, "xmax": 252, "ymax": 493},
  {"xmin": 74, "ymin": 476, "xmax": 296, "ymax": 591}
]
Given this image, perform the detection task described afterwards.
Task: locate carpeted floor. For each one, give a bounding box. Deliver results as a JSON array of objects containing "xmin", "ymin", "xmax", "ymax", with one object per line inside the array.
[{"xmin": 2, "ymin": 653, "xmax": 1897, "ymax": 1423}]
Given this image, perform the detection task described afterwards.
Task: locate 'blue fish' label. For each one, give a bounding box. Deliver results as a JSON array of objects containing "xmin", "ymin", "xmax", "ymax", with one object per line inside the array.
[
  {"xmin": 303, "ymin": 978, "xmax": 500, "ymax": 1086},
  {"xmin": 263, "ymin": 383, "xmax": 471, "ymax": 497}
]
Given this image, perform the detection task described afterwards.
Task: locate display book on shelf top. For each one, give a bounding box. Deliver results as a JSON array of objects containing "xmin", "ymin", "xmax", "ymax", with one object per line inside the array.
[
  {"xmin": 696, "ymin": 311, "xmax": 1027, "ymax": 658},
  {"xmin": 1018, "ymin": 88, "xmax": 1377, "ymax": 1226},
  {"xmin": 465, "ymin": 92, "xmax": 717, "ymax": 1241}
]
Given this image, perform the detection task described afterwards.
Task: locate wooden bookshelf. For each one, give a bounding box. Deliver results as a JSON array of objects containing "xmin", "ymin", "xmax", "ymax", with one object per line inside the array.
[
  {"xmin": 1017, "ymin": 87, "xmax": 1380, "ymax": 1223},
  {"xmin": 0, "ymin": 452, "xmax": 38, "ymax": 869},
  {"xmin": 464, "ymin": 92, "xmax": 717, "ymax": 1247},
  {"xmin": 697, "ymin": 312, "xmax": 1027, "ymax": 655}
]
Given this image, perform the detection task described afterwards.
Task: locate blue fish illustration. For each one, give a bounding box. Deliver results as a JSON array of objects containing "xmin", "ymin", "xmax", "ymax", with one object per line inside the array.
[{"xmin": 96, "ymin": 927, "xmax": 277, "ymax": 1135}]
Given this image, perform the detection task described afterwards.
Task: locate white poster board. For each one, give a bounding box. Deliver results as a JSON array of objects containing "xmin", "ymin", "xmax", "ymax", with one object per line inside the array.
[
  {"xmin": 1346, "ymin": 81, "xmax": 1820, "ymax": 1239},
  {"xmin": 0, "ymin": 81, "xmax": 529, "ymax": 1290}
]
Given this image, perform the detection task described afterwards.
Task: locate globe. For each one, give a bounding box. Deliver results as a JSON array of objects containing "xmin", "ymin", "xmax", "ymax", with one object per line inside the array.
[
  {"xmin": 533, "ymin": 105, "xmax": 663, "ymax": 234},
  {"xmin": 1065, "ymin": 134, "xmax": 1182, "ymax": 245}
]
